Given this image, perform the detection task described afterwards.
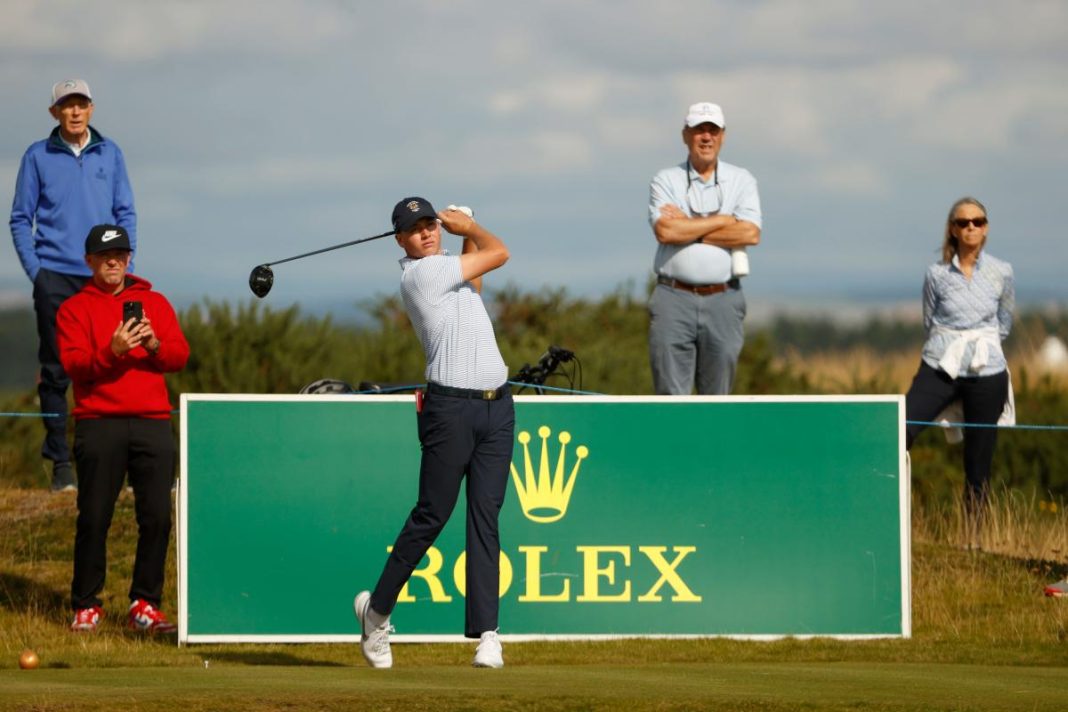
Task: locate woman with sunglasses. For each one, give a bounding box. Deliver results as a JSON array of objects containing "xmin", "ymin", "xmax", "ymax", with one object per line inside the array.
[{"xmin": 905, "ymin": 197, "xmax": 1014, "ymax": 543}]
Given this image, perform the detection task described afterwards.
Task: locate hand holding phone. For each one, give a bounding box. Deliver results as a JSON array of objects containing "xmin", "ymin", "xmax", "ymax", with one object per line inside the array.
[
  {"xmin": 122, "ymin": 301, "xmax": 143, "ymax": 327},
  {"xmin": 111, "ymin": 301, "xmax": 146, "ymax": 357}
]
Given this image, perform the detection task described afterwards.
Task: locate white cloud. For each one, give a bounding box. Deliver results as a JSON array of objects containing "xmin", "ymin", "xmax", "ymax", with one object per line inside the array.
[
  {"xmin": 200, "ymin": 156, "xmax": 375, "ymax": 195},
  {"xmin": 0, "ymin": 0, "xmax": 352, "ymax": 59},
  {"xmin": 452, "ymin": 131, "xmax": 594, "ymax": 178},
  {"xmin": 548, "ymin": 0, "xmax": 1068, "ymax": 69},
  {"xmin": 0, "ymin": 161, "xmax": 18, "ymax": 201},
  {"xmin": 539, "ymin": 75, "xmax": 611, "ymax": 112},
  {"xmin": 489, "ymin": 92, "xmax": 526, "ymax": 115},
  {"xmin": 915, "ymin": 71, "xmax": 1068, "ymax": 150},
  {"xmin": 665, "ymin": 57, "xmax": 965, "ymax": 158},
  {"xmin": 597, "ymin": 117, "xmax": 663, "ymax": 151},
  {"xmin": 134, "ymin": 126, "xmax": 595, "ymax": 199},
  {"xmin": 0, "ymin": 2, "xmax": 68, "ymax": 50},
  {"xmin": 809, "ymin": 160, "xmax": 889, "ymax": 197},
  {"xmin": 2, "ymin": 0, "xmax": 1066, "ymax": 307},
  {"xmin": 487, "ymin": 72, "xmax": 629, "ymax": 117}
]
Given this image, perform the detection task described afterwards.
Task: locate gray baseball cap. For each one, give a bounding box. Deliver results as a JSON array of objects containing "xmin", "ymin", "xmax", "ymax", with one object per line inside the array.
[{"xmin": 51, "ymin": 79, "xmax": 92, "ymax": 107}]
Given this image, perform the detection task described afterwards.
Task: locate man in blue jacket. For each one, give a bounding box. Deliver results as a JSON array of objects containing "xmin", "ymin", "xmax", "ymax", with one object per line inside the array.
[{"xmin": 9, "ymin": 79, "xmax": 137, "ymax": 491}]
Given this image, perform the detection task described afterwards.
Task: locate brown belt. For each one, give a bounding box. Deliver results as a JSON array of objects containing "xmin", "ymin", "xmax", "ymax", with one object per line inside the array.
[{"xmin": 657, "ymin": 275, "xmax": 737, "ymax": 295}]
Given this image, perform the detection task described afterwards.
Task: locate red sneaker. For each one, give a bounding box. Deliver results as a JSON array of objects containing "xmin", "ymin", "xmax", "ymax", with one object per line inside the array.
[
  {"xmin": 128, "ymin": 599, "xmax": 177, "ymax": 634},
  {"xmin": 71, "ymin": 605, "xmax": 104, "ymax": 632},
  {"xmin": 1045, "ymin": 579, "xmax": 1068, "ymax": 598}
]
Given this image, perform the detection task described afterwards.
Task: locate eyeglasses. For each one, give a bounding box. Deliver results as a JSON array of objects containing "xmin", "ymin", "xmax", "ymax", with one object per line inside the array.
[
  {"xmin": 685, "ymin": 162, "xmax": 723, "ymax": 217},
  {"xmin": 952, "ymin": 217, "xmax": 988, "ymax": 229}
]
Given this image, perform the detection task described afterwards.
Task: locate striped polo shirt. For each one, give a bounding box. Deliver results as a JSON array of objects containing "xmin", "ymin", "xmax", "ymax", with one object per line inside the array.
[{"xmin": 399, "ymin": 251, "xmax": 507, "ymax": 390}]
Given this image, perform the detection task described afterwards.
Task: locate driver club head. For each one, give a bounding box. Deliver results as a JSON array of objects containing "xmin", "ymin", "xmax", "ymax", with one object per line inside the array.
[{"xmin": 249, "ymin": 264, "xmax": 274, "ymax": 298}]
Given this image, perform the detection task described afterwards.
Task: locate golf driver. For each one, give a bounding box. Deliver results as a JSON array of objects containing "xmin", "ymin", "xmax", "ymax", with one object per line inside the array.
[{"xmin": 248, "ymin": 229, "xmax": 396, "ymax": 298}]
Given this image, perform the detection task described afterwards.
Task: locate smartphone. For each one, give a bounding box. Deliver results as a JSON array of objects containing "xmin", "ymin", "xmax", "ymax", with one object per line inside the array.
[{"xmin": 122, "ymin": 300, "xmax": 143, "ymax": 326}]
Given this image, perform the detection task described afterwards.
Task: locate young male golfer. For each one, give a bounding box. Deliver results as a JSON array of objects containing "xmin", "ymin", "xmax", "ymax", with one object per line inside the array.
[{"xmin": 354, "ymin": 198, "xmax": 514, "ymax": 669}]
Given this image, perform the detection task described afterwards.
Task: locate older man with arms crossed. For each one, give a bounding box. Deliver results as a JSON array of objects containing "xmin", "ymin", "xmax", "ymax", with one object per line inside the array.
[{"xmin": 648, "ymin": 102, "xmax": 761, "ymax": 395}]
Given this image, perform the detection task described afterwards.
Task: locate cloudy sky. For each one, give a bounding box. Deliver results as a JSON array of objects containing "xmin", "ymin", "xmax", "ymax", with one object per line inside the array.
[{"xmin": 2, "ymin": 0, "xmax": 1066, "ymax": 319}]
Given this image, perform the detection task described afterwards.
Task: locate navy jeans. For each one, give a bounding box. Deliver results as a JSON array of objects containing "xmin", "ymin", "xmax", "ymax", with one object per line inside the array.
[{"xmin": 371, "ymin": 390, "xmax": 514, "ymax": 638}]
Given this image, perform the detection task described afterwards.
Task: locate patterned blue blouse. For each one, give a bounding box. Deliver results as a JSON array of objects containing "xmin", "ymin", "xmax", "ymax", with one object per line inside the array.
[{"xmin": 920, "ymin": 251, "xmax": 1014, "ymax": 377}]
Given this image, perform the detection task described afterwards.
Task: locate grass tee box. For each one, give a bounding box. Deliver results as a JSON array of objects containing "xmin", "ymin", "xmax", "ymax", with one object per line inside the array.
[{"xmin": 178, "ymin": 394, "xmax": 909, "ymax": 643}]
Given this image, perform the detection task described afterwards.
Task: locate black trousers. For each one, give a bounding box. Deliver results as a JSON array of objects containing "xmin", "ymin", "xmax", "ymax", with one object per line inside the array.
[
  {"xmin": 33, "ymin": 268, "xmax": 88, "ymax": 464},
  {"xmin": 371, "ymin": 390, "xmax": 515, "ymax": 638},
  {"xmin": 905, "ymin": 361, "xmax": 1008, "ymax": 515},
  {"xmin": 71, "ymin": 418, "xmax": 176, "ymax": 610}
]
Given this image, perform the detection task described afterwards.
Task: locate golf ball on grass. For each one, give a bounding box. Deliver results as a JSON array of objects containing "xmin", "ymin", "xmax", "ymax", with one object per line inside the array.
[{"xmin": 18, "ymin": 649, "xmax": 39, "ymax": 669}]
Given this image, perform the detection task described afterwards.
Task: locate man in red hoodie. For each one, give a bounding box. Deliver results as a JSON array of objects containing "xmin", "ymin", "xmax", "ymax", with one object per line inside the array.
[{"xmin": 57, "ymin": 224, "xmax": 189, "ymax": 634}]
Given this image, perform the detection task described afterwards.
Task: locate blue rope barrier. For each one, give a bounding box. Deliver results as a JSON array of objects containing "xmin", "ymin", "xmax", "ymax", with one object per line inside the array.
[
  {"xmin": 1, "ymin": 411, "xmax": 178, "ymax": 418},
  {"xmin": 505, "ymin": 381, "xmax": 604, "ymax": 396},
  {"xmin": 352, "ymin": 384, "xmax": 423, "ymax": 395},
  {"xmin": 4, "ymin": 406, "xmax": 1066, "ymax": 430},
  {"xmin": 352, "ymin": 381, "xmax": 606, "ymax": 396},
  {"xmin": 0, "ymin": 412, "xmax": 62, "ymax": 418},
  {"xmin": 907, "ymin": 420, "xmax": 1068, "ymax": 432}
]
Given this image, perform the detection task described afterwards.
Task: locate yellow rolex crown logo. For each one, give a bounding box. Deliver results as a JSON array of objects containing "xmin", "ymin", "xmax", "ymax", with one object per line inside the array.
[{"xmin": 511, "ymin": 425, "xmax": 589, "ymax": 524}]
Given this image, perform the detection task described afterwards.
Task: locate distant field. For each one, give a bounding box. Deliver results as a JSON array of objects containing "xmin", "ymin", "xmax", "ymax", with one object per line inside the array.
[{"xmin": 2, "ymin": 661, "xmax": 1067, "ymax": 711}]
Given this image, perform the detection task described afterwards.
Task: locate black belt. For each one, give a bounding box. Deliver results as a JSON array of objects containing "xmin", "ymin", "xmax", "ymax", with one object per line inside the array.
[
  {"xmin": 426, "ymin": 382, "xmax": 508, "ymax": 400},
  {"xmin": 657, "ymin": 275, "xmax": 739, "ymax": 295}
]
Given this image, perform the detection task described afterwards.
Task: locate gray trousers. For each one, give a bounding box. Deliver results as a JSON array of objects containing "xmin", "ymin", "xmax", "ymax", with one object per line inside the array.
[{"xmin": 648, "ymin": 283, "xmax": 746, "ymax": 395}]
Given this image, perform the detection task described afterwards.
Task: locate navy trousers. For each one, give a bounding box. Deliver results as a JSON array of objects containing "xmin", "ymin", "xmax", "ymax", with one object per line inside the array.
[
  {"xmin": 33, "ymin": 268, "xmax": 88, "ymax": 464},
  {"xmin": 371, "ymin": 390, "xmax": 514, "ymax": 638}
]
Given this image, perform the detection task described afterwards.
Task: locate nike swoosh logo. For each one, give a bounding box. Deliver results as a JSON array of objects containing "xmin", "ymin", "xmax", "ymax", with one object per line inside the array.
[{"xmin": 101, "ymin": 230, "xmax": 122, "ymax": 242}]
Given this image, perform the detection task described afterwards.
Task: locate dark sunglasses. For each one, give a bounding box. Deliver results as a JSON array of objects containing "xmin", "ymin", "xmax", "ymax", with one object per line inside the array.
[{"xmin": 952, "ymin": 217, "xmax": 988, "ymax": 228}]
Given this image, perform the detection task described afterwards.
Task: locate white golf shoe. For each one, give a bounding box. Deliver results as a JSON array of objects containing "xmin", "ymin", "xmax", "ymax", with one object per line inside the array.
[
  {"xmin": 353, "ymin": 591, "xmax": 393, "ymax": 669},
  {"xmin": 472, "ymin": 629, "xmax": 503, "ymax": 668}
]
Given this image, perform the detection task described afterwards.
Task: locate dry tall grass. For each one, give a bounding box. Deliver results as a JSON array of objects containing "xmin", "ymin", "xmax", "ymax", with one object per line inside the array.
[
  {"xmin": 913, "ymin": 488, "xmax": 1067, "ymax": 564},
  {"xmin": 911, "ymin": 487, "xmax": 1068, "ymax": 647},
  {"xmin": 780, "ymin": 347, "xmax": 1068, "ymax": 396}
]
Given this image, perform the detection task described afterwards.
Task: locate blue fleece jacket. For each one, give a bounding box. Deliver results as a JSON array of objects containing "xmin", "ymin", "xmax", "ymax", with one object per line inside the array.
[{"xmin": 10, "ymin": 125, "xmax": 136, "ymax": 281}]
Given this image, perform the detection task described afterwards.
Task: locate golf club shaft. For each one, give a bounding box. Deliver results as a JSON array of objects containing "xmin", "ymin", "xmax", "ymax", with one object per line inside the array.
[{"xmin": 266, "ymin": 230, "xmax": 396, "ymax": 268}]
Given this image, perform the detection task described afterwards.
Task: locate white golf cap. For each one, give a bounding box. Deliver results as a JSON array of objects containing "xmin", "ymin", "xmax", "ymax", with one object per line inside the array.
[
  {"xmin": 51, "ymin": 79, "xmax": 92, "ymax": 107},
  {"xmin": 685, "ymin": 102, "xmax": 725, "ymax": 128}
]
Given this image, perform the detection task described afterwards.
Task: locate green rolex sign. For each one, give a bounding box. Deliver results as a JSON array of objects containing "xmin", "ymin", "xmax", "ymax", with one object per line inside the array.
[{"xmin": 179, "ymin": 395, "xmax": 908, "ymax": 642}]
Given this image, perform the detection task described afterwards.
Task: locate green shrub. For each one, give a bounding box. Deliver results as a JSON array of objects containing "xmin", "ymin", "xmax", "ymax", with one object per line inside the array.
[{"xmin": 1, "ymin": 293, "xmax": 1064, "ymax": 501}]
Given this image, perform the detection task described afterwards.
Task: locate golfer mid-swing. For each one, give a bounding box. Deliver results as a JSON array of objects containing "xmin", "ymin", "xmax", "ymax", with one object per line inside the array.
[{"xmin": 354, "ymin": 197, "xmax": 514, "ymax": 669}]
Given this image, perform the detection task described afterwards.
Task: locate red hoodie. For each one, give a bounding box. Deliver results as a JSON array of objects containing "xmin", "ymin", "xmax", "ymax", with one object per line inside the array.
[{"xmin": 57, "ymin": 274, "xmax": 189, "ymax": 419}]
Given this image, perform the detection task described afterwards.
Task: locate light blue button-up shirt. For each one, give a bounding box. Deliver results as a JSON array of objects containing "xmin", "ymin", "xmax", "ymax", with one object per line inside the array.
[
  {"xmin": 920, "ymin": 252, "xmax": 1014, "ymax": 377},
  {"xmin": 648, "ymin": 159, "xmax": 761, "ymax": 284}
]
